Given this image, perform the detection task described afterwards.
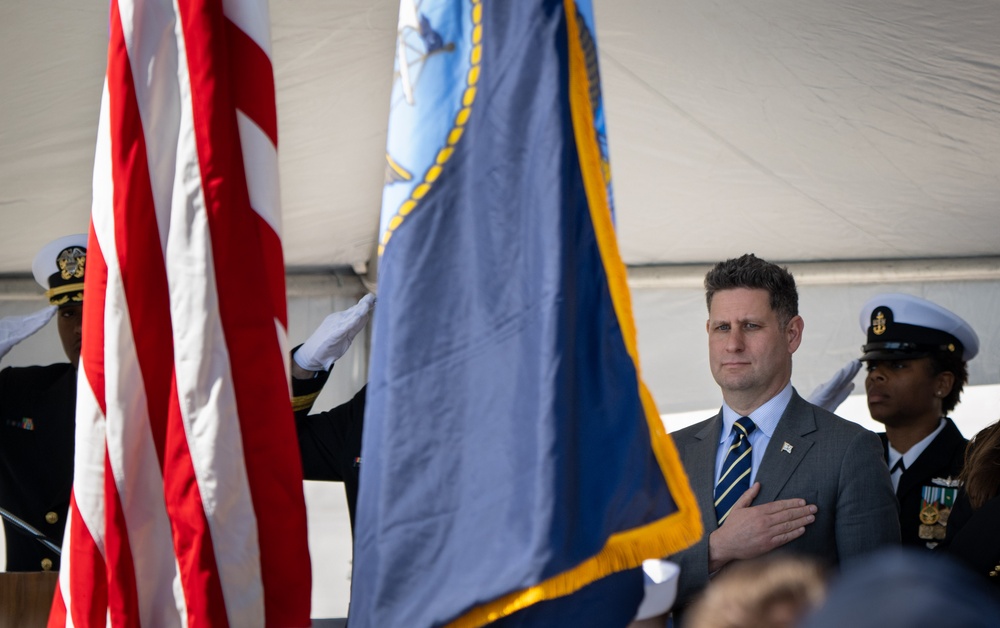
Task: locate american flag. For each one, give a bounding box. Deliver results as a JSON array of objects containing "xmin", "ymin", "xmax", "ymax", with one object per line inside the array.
[{"xmin": 49, "ymin": 0, "xmax": 311, "ymax": 626}]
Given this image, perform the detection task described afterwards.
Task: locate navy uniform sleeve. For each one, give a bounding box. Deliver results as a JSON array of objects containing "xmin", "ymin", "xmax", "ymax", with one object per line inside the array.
[{"xmin": 290, "ymin": 351, "xmax": 366, "ymax": 528}]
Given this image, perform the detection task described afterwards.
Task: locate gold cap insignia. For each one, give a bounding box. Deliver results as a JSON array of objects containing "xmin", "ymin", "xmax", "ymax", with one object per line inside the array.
[
  {"xmin": 872, "ymin": 311, "xmax": 887, "ymax": 336},
  {"xmin": 57, "ymin": 246, "xmax": 86, "ymax": 281}
]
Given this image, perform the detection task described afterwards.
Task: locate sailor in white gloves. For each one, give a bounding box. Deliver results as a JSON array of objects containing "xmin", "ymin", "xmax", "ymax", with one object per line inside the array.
[
  {"xmin": 290, "ymin": 293, "xmax": 375, "ymax": 532},
  {"xmin": 291, "ymin": 293, "xmax": 375, "ymax": 377},
  {"xmin": 1, "ymin": 234, "xmax": 87, "ymax": 572},
  {"xmin": 855, "ymin": 293, "xmax": 977, "ymax": 548},
  {"xmin": 0, "ymin": 306, "xmax": 57, "ymax": 365},
  {"xmin": 809, "ymin": 293, "xmax": 979, "ymax": 548}
]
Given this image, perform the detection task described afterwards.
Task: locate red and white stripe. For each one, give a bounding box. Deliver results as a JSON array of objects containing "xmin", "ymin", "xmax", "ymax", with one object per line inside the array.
[{"xmin": 49, "ymin": 1, "xmax": 310, "ymax": 626}]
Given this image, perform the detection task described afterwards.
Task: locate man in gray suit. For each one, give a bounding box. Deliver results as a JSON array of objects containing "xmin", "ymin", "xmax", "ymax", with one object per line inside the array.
[{"xmin": 670, "ymin": 254, "xmax": 900, "ymax": 608}]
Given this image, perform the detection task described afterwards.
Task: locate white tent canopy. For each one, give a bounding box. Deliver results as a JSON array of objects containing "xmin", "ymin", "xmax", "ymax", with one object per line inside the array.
[
  {"xmin": 7, "ymin": 0, "xmax": 999, "ymax": 383},
  {"xmin": 3, "ymin": 0, "xmax": 999, "ymax": 272},
  {"xmin": 4, "ymin": 0, "xmax": 1000, "ymax": 407}
]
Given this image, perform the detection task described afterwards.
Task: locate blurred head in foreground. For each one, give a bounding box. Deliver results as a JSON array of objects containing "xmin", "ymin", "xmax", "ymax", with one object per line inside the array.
[
  {"xmin": 801, "ymin": 548, "xmax": 1000, "ymax": 628},
  {"xmin": 684, "ymin": 555, "xmax": 827, "ymax": 628}
]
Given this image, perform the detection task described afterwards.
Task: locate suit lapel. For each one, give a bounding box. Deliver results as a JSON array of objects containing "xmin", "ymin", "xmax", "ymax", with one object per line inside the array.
[
  {"xmin": 685, "ymin": 413, "xmax": 724, "ymax": 531},
  {"xmin": 755, "ymin": 393, "xmax": 817, "ymax": 504}
]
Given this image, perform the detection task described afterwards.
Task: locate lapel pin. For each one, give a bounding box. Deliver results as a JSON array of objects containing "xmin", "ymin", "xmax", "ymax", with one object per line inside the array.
[{"xmin": 781, "ymin": 442, "xmax": 793, "ymax": 454}]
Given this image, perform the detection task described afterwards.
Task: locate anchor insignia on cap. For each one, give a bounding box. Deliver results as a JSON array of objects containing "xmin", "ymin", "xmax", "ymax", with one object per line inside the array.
[{"xmin": 872, "ymin": 311, "xmax": 887, "ymax": 336}]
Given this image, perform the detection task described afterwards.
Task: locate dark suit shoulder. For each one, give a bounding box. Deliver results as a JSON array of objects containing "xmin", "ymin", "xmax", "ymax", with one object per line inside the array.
[
  {"xmin": 934, "ymin": 417, "xmax": 968, "ymax": 465},
  {"xmin": 0, "ymin": 363, "xmax": 74, "ymax": 388},
  {"xmin": 908, "ymin": 417, "xmax": 967, "ymax": 483},
  {"xmin": 810, "ymin": 402, "xmax": 874, "ymax": 437},
  {"xmin": 824, "ymin": 411, "xmax": 878, "ymax": 438},
  {"xmin": 889, "ymin": 417, "xmax": 966, "ymax": 482},
  {"xmin": 787, "ymin": 391, "xmax": 876, "ymax": 439},
  {"xmin": 669, "ymin": 414, "xmax": 720, "ymax": 444}
]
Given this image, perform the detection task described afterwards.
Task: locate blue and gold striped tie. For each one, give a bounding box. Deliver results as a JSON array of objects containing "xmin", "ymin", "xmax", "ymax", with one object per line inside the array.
[{"xmin": 714, "ymin": 416, "xmax": 756, "ymax": 525}]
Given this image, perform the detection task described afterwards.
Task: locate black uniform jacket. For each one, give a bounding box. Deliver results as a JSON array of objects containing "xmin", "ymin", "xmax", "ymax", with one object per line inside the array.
[
  {"xmin": 292, "ymin": 368, "xmax": 366, "ymax": 532},
  {"xmin": 881, "ymin": 417, "xmax": 966, "ymax": 548},
  {"xmin": 0, "ymin": 363, "xmax": 76, "ymax": 571},
  {"xmin": 940, "ymin": 492, "xmax": 1000, "ymax": 592}
]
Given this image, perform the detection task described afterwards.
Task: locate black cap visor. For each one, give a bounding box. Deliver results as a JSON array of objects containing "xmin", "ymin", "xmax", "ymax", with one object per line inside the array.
[{"xmin": 860, "ymin": 341, "xmax": 957, "ymax": 362}]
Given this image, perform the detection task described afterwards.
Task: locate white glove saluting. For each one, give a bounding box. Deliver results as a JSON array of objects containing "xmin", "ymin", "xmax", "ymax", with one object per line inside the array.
[
  {"xmin": 807, "ymin": 358, "xmax": 862, "ymax": 413},
  {"xmin": 293, "ymin": 293, "xmax": 376, "ymax": 372},
  {"xmin": 0, "ymin": 306, "xmax": 57, "ymax": 362}
]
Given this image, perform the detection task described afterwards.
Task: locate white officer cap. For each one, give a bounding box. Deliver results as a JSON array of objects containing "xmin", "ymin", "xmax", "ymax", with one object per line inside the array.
[
  {"xmin": 858, "ymin": 293, "xmax": 979, "ymax": 362},
  {"xmin": 31, "ymin": 234, "xmax": 88, "ymax": 306}
]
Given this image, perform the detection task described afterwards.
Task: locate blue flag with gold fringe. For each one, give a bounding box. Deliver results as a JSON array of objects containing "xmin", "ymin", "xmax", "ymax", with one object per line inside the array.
[{"xmin": 351, "ymin": 1, "xmax": 702, "ymax": 625}]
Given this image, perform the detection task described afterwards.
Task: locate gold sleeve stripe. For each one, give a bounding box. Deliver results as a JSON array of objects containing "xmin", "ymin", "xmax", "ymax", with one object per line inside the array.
[{"xmin": 292, "ymin": 391, "xmax": 321, "ymax": 413}]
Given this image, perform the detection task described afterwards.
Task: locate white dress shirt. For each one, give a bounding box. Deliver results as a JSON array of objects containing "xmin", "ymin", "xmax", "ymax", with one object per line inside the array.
[{"xmin": 886, "ymin": 417, "xmax": 947, "ymax": 492}]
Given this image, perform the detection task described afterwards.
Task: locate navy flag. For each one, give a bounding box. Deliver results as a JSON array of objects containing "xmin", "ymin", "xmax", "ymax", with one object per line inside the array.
[{"xmin": 351, "ymin": 1, "xmax": 702, "ymax": 625}]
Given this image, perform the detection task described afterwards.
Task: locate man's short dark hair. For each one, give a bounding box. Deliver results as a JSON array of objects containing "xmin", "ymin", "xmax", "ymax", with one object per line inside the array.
[{"xmin": 704, "ymin": 254, "xmax": 799, "ymax": 325}]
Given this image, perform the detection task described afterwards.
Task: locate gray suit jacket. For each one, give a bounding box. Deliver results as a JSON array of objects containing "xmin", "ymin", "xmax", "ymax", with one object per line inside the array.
[{"xmin": 670, "ymin": 390, "xmax": 900, "ymax": 606}]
